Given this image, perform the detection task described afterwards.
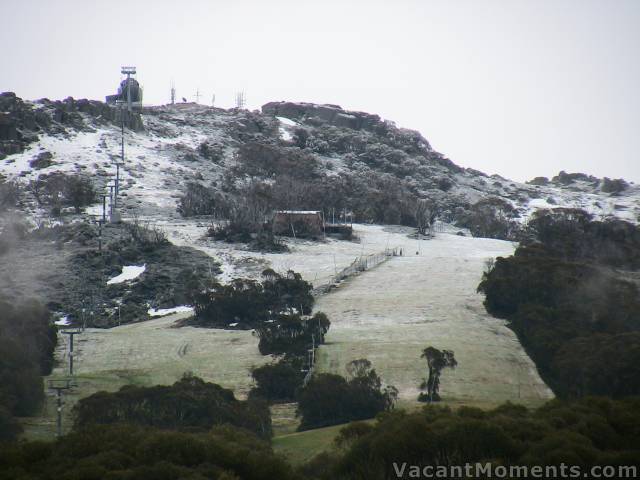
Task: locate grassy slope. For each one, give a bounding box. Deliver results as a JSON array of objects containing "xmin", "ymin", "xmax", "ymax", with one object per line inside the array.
[
  {"xmin": 21, "ymin": 226, "xmax": 552, "ymax": 443},
  {"xmin": 273, "ymin": 423, "xmax": 346, "ymax": 466},
  {"xmin": 314, "ymin": 231, "xmax": 553, "ymax": 406},
  {"xmin": 21, "ymin": 311, "xmax": 268, "ymax": 439}
]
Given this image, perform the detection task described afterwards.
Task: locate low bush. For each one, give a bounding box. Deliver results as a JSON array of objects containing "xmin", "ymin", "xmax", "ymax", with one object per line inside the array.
[
  {"xmin": 30, "ymin": 172, "xmax": 96, "ymax": 214},
  {"xmin": 0, "ymin": 179, "xmax": 20, "ymax": 211}
]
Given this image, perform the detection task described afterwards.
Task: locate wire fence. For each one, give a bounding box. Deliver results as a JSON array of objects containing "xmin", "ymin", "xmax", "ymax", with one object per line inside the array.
[
  {"xmin": 304, "ymin": 247, "xmax": 402, "ymax": 382},
  {"xmin": 433, "ymin": 220, "xmax": 446, "ymax": 233},
  {"xmin": 312, "ymin": 247, "xmax": 401, "ymax": 296}
]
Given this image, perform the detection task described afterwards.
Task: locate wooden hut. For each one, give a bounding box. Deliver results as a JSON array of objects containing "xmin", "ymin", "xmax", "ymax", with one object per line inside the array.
[{"xmin": 272, "ymin": 211, "xmax": 323, "ymax": 237}]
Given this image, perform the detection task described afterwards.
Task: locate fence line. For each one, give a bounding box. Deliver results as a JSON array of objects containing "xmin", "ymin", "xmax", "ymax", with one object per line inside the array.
[
  {"xmin": 433, "ymin": 220, "xmax": 446, "ymax": 233},
  {"xmin": 303, "ymin": 247, "xmax": 402, "ymax": 383},
  {"xmin": 312, "ymin": 247, "xmax": 401, "ymax": 296}
]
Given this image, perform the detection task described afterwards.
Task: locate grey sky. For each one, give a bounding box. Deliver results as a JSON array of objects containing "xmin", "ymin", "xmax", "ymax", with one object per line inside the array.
[{"xmin": 2, "ymin": 0, "xmax": 639, "ymax": 182}]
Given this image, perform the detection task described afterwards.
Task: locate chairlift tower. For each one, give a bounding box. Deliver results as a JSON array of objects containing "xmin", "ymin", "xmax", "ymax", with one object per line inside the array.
[
  {"xmin": 113, "ymin": 66, "xmax": 137, "ymax": 222},
  {"xmin": 61, "ymin": 328, "xmax": 83, "ymax": 376},
  {"xmin": 48, "ymin": 379, "xmax": 74, "ymax": 437}
]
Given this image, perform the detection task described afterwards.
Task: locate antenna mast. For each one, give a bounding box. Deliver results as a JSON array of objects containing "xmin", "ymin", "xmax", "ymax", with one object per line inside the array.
[{"xmin": 235, "ymin": 91, "xmax": 245, "ymax": 109}]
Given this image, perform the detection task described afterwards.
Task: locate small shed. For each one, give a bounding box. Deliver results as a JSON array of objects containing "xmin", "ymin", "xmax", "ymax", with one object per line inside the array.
[{"xmin": 272, "ymin": 211, "xmax": 323, "ymax": 237}]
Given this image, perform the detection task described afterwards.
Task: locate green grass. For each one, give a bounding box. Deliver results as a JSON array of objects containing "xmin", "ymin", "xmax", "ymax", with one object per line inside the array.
[
  {"xmin": 313, "ymin": 234, "xmax": 554, "ymax": 407},
  {"xmin": 271, "ymin": 396, "xmax": 551, "ymax": 467},
  {"xmin": 273, "ymin": 423, "xmax": 347, "ymax": 466},
  {"xmin": 21, "ymin": 312, "xmax": 269, "ymax": 440}
]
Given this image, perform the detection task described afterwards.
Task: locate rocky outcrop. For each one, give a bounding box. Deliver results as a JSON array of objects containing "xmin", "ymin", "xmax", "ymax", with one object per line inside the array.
[
  {"xmin": 38, "ymin": 97, "xmax": 144, "ymax": 132},
  {"xmin": 0, "ymin": 92, "xmax": 43, "ymax": 159},
  {"xmin": 262, "ymin": 101, "xmax": 383, "ymax": 132},
  {"xmin": 0, "ymin": 93, "xmax": 144, "ymax": 159}
]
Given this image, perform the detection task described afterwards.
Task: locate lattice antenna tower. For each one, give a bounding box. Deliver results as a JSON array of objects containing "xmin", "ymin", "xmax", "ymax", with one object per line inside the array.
[
  {"xmin": 235, "ymin": 91, "xmax": 245, "ymax": 109},
  {"xmin": 170, "ymin": 81, "xmax": 176, "ymax": 105}
]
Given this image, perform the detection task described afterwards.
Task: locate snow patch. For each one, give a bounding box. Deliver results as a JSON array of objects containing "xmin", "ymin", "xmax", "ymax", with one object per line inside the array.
[
  {"xmin": 276, "ymin": 116, "xmax": 299, "ymax": 127},
  {"xmin": 148, "ymin": 305, "xmax": 194, "ymax": 317},
  {"xmin": 279, "ymin": 127, "xmax": 293, "ymax": 142},
  {"xmin": 107, "ymin": 264, "xmax": 146, "ymax": 285},
  {"xmin": 54, "ymin": 316, "xmax": 70, "ymax": 326}
]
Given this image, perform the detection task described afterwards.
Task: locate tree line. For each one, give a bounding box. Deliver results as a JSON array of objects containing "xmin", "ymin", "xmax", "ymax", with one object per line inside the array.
[
  {"xmin": 72, "ymin": 374, "xmax": 272, "ymax": 439},
  {"xmin": 478, "ymin": 209, "xmax": 640, "ymax": 398},
  {"xmin": 301, "ymin": 396, "xmax": 640, "ymax": 479},
  {"xmin": 178, "ymin": 141, "xmax": 442, "ymax": 244},
  {"xmin": 0, "ymin": 423, "xmax": 298, "ymax": 480}
]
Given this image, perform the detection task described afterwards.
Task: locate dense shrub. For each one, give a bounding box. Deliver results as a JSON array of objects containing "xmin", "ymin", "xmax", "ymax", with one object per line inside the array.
[
  {"xmin": 234, "ymin": 142, "xmax": 320, "ymax": 179},
  {"xmin": 458, "ymin": 197, "xmax": 520, "ymax": 240},
  {"xmin": 0, "ymin": 407, "xmax": 21, "ymax": 442},
  {"xmin": 0, "ymin": 423, "xmax": 297, "ymax": 480},
  {"xmin": 250, "ymin": 359, "xmax": 304, "ymax": 402},
  {"xmin": 254, "ymin": 312, "xmax": 330, "ymax": 356},
  {"xmin": 310, "ymin": 397, "xmax": 640, "ymax": 479},
  {"xmin": 73, "ymin": 375, "xmax": 273, "ymax": 439},
  {"xmin": 192, "ymin": 270, "xmax": 314, "ymax": 329},
  {"xmin": 197, "ymin": 140, "xmax": 224, "ymax": 163},
  {"xmin": 193, "ymin": 140, "xmax": 435, "ymax": 235},
  {"xmin": 478, "ymin": 210, "xmax": 640, "ymax": 397},
  {"xmin": 600, "ymin": 177, "xmax": 629, "ymax": 194},
  {"xmin": 30, "ymin": 172, "xmax": 96, "ymax": 214},
  {"xmin": 58, "ymin": 218, "xmax": 215, "ymax": 327},
  {"xmin": 554, "ymin": 333, "xmax": 640, "ymax": 398},
  {"xmin": 0, "ymin": 179, "xmax": 20, "ymax": 211},
  {"xmin": 297, "ymin": 360, "xmax": 397, "ymax": 431},
  {"xmin": 28, "ymin": 151, "xmax": 54, "ymax": 170},
  {"xmin": 177, "ymin": 182, "xmax": 231, "ymax": 217},
  {"xmin": 0, "ymin": 219, "xmax": 28, "ymax": 255},
  {"xmin": 552, "ymin": 170, "xmax": 599, "ymax": 185},
  {"xmin": 0, "ymin": 298, "xmax": 57, "ymax": 378},
  {"xmin": 0, "ymin": 299, "xmax": 57, "ymax": 441},
  {"xmin": 527, "ymin": 208, "xmax": 640, "ymax": 268}
]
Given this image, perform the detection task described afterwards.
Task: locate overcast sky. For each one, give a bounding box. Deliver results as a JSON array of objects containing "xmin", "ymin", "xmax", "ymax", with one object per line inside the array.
[{"xmin": 2, "ymin": 0, "xmax": 639, "ymax": 182}]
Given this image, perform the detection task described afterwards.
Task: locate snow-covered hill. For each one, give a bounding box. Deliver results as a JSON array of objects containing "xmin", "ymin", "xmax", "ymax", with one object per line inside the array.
[
  {"xmin": 15, "ymin": 92, "xmax": 636, "ymax": 422},
  {"xmin": 1, "ymin": 93, "xmax": 638, "ymax": 227}
]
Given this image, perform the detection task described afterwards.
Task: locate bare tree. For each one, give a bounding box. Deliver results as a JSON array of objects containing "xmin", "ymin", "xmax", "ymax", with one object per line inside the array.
[{"xmin": 414, "ymin": 198, "xmax": 437, "ymax": 236}]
